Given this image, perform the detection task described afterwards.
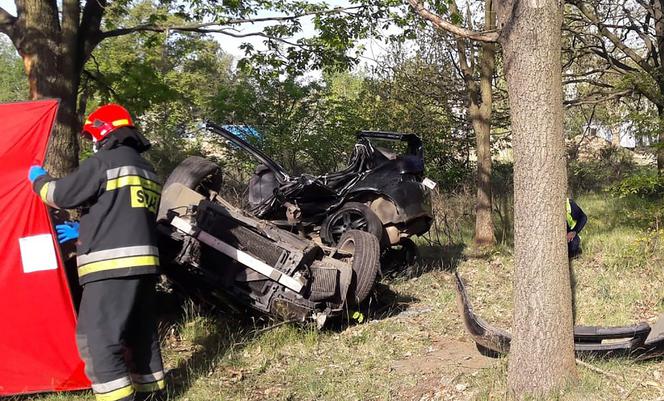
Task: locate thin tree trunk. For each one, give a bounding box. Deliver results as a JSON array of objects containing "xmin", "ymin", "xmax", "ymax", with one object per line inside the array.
[
  {"xmin": 497, "ymin": 0, "xmax": 578, "ymax": 396},
  {"xmin": 449, "ymin": 0, "xmax": 497, "ymax": 247},
  {"xmin": 473, "ymin": 0, "xmax": 496, "ymax": 246},
  {"xmin": 658, "ymin": 105, "xmax": 664, "ymax": 173}
]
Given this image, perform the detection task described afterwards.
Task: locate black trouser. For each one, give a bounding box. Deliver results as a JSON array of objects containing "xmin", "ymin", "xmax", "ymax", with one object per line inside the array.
[
  {"xmin": 76, "ymin": 276, "xmax": 164, "ymax": 401},
  {"xmin": 568, "ymin": 235, "xmax": 581, "ymax": 257}
]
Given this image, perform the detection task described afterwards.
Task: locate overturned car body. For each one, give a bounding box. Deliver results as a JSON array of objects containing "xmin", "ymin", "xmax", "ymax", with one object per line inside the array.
[
  {"xmin": 157, "ymin": 173, "xmax": 381, "ymax": 326},
  {"xmin": 209, "ymin": 123, "xmax": 434, "ymax": 249},
  {"xmin": 454, "ymin": 272, "xmax": 664, "ymax": 358}
]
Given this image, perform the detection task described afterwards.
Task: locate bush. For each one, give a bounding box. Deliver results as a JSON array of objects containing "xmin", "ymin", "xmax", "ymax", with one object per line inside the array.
[
  {"xmin": 568, "ymin": 145, "xmax": 637, "ymax": 193},
  {"xmin": 610, "ymin": 172, "xmax": 664, "ymax": 198}
]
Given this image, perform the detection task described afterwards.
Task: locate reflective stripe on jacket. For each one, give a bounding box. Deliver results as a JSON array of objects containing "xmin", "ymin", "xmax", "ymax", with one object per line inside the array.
[
  {"xmin": 33, "ymin": 141, "xmax": 161, "ymax": 285},
  {"xmin": 566, "ymin": 198, "xmax": 577, "ymax": 230}
]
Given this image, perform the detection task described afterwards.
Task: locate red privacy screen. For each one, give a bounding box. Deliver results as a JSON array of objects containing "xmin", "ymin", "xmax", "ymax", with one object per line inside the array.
[{"xmin": 0, "ymin": 100, "xmax": 90, "ymax": 395}]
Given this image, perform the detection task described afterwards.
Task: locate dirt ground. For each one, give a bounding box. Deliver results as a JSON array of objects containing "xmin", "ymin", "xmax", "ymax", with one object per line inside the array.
[{"xmin": 391, "ymin": 337, "xmax": 497, "ymax": 401}]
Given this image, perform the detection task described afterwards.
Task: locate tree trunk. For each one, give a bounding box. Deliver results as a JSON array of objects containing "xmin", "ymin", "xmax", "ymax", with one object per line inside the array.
[
  {"xmin": 10, "ymin": 0, "xmax": 82, "ymax": 177},
  {"xmin": 658, "ymin": 105, "xmax": 664, "ymax": 174},
  {"xmin": 472, "ymin": 0, "xmax": 496, "ymax": 247},
  {"xmin": 449, "ymin": 0, "xmax": 497, "ymax": 247},
  {"xmin": 654, "ymin": 0, "xmax": 664, "ymax": 174},
  {"xmin": 497, "ymin": 0, "xmax": 578, "ymax": 397}
]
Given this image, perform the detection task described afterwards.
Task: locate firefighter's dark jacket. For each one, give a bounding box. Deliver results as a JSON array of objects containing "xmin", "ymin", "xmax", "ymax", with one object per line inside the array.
[
  {"xmin": 567, "ymin": 199, "xmax": 587, "ymax": 233},
  {"xmin": 33, "ymin": 127, "xmax": 161, "ymax": 285}
]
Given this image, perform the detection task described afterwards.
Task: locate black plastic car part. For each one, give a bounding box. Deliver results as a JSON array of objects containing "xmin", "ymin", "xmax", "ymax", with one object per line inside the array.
[
  {"xmin": 454, "ymin": 271, "xmax": 664, "ymax": 358},
  {"xmin": 206, "ymin": 121, "xmax": 290, "ymax": 184}
]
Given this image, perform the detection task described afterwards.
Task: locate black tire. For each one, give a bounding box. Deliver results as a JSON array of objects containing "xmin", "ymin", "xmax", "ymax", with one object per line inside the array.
[
  {"xmin": 321, "ymin": 202, "xmax": 384, "ymax": 246},
  {"xmin": 381, "ymin": 238, "xmax": 421, "ymax": 274},
  {"xmin": 163, "ymin": 156, "xmax": 221, "ymax": 193},
  {"xmin": 337, "ymin": 230, "xmax": 380, "ymax": 305}
]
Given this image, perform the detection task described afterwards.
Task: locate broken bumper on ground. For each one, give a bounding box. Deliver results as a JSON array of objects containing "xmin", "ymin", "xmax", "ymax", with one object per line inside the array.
[{"xmin": 454, "ymin": 271, "xmax": 664, "ymax": 358}]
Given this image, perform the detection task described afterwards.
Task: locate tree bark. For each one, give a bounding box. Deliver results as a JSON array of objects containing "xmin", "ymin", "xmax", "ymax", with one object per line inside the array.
[
  {"xmin": 497, "ymin": 0, "xmax": 578, "ymax": 397},
  {"xmin": 3, "ymin": 0, "xmax": 106, "ymax": 177},
  {"xmin": 9, "ymin": 0, "xmax": 80, "ymax": 176},
  {"xmin": 655, "ymin": 0, "xmax": 664, "ymax": 174},
  {"xmin": 449, "ymin": 0, "xmax": 497, "ymax": 247},
  {"xmin": 658, "ymin": 105, "xmax": 664, "ymax": 173},
  {"xmin": 473, "ymin": 0, "xmax": 496, "ymax": 247}
]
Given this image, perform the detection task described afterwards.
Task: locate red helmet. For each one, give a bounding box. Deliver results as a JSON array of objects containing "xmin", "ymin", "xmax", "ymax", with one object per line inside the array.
[{"xmin": 82, "ymin": 104, "xmax": 134, "ymax": 142}]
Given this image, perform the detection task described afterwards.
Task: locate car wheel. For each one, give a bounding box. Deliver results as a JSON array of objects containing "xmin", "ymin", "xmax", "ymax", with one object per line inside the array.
[
  {"xmin": 321, "ymin": 202, "xmax": 384, "ymax": 246},
  {"xmin": 336, "ymin": 230, "xmax": 380, "ymax": 305},
  {"xmin": 163, "ymin": 156, "xmax": 221, "ymax": 194},
  {"xmin": 381, "ymin": 238, "xmax": 420, "ymax": 274}
]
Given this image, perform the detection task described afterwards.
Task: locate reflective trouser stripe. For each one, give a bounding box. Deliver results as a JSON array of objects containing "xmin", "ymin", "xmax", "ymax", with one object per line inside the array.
[
  {"xmin": 92, "ymin": 376, "xmax": 132, "ymax": 394},
  {"xmin": 131, "ymin": 371, "xmax": 165, "ymax": 383},
  {"xmin": 78, "ymin": 245, "xmax": 160, "ymax": 266},
  {"xmin": 39, "ymin": 181, "xmax": 58, "ymax": 208},
  {"xmin": 78, "ymin": 255, "xmax": 159, "ymax": 277},
  {"xmin": 106, "ymin": 175, "xmax": 161, "ymax": 193},
  {"xmin": 94, "ymin": 384, "xmax": 134, "ymax": 401},
  {"xmin": 134, "ymin": 379, "xmax": 165, "ymax": 392}
]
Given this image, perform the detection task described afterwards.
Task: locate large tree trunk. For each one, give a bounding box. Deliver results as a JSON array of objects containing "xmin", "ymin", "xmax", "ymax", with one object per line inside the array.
[
  {"xmin": 472, "ymin": 0, "xmax": 496, "ymax": 247},
  {"xmin": 9, "ymin": 0, "xmax": 90, "ymax": 177},
  {"xmin": 497, "ymin": 0, "xmax": 578, "ymax": 397}
]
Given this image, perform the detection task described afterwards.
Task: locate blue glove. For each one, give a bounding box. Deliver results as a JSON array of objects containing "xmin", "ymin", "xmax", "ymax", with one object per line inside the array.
[
  {"xmin": 56, "ymin": 221, "xmax": 79, "ymax": 244},
  {"xmin": 28, "ymin": 165, "xmax": 47, "ymax": 183}
]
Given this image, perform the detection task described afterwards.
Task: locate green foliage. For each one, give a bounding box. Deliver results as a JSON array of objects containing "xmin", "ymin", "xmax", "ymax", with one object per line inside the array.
[
  {"xmin": 81, "ymin": 1, "xmax": 234, "ymax": 177},
  {"xmin": 609, "ymin": 171, "xmax": 664, "ymax": 199},
  {"xmin": 209, "ymin": 46, "xmax": 472, "ymax": 189},
  {"xmin": 0, "ymin": 37, "xmax": 28, "ymax": 102},
  {"xmin": 568, "ymin": 146, "xmax": 637, "ymax": 193},
  {"xmin": 71, "ymin": 0, "xmax": 475, "ymax": 192}
]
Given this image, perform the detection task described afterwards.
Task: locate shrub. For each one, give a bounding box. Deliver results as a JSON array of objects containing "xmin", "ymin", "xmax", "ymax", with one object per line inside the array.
[
  {"xmin": 610, "ymin": 172, "xmax": 664, "ymax": 198},
  {"xmin": 568, "ymin": 145, "xmax": 637, "ymax": 193}
]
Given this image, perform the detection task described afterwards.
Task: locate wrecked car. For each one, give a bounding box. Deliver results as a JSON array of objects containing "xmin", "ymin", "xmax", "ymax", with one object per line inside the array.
[
  {"xmin": 209, "ymin": 122, "xmax": 434, "ymax": 254},
  {"xmin": 156, "ymin": 157, "xmax": 381, "ymax": 326},
  {"xmin": 454, "ymin": 271, "xmax": 664, "ymax": 358}
]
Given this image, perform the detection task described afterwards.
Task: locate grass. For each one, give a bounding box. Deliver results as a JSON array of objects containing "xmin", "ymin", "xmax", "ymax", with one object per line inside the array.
[{"xmin": 12, "ymin": 192, "xmax": 664, "ymax": 401}]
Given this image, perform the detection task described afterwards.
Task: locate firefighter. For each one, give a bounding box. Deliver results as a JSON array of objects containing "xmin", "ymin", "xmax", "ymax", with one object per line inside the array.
[
  {"xmin": 28, "ymin": 104, "xmax": 164, "ymax": 401},
  {"xmin": 567, "ymin": 198, "xmax": 587, "ymax": 258}
]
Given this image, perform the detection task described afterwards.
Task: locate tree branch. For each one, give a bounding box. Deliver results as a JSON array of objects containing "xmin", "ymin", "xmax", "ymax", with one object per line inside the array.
[
  {"xmin": 407, "ymin": 0, "xmax": 499, "ymax": 43},
  {"xmin": 448, "ymin": 0, "xmax": 473, "ymax": 79},
  {"xmin": 0, "ymin": 6, "xmax": 17, "ymax": 40},
  {"xmin": 79, "ymin": 0, "xmax": 106, "ymax": 68},
  {"xmin": 102, "ymin": 24, "xmax": 316, "ymax": 52},
  {"xmin": 214, "ymin": 29, "xmax": 316, "ymax": 49},
  {"xmin": 569, "ymin": 0, "xmax": 655, "ymax": 76},
  {"xmin": 562, "ymin": 78, "xmax": 614, "ymax": 88},
  {"xmin": 101, "ymin": 5, "xmax": 363, "ymax": 40},
  {"xmin": 564, "ymin": 88, "xmax": 633, "ymax": 107}
]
